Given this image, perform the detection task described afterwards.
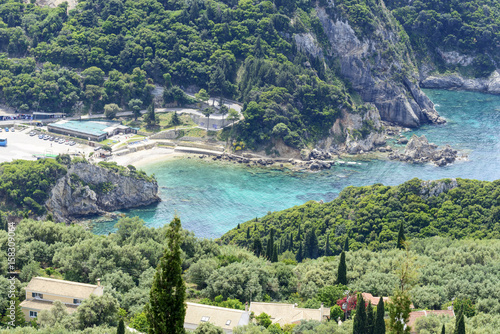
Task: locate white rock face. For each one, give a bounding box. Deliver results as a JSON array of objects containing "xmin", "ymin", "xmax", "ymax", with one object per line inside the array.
[
  {"xmin": 294, "ymin": 33, "xmax": 323, "ymax": 58},
  {"xmin": 438, "ymin": 49, "xmax": 475, "ymax": 66},
  {"xmin": 313, "ymin": 6, "xmax": 443, "ymax": 128},
  {"xmin": 421, "ymin": 70, "xmax": 500, "ymax": 94},
  {"xmin": 46, "ymin": 163, "xmax": 160, "ymax": 222}
]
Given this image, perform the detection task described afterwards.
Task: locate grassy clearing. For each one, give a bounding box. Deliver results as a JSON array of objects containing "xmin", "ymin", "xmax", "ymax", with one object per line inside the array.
[{"xmin": 122, "ymin": 112, "xmax": 197, "ymax": 133}]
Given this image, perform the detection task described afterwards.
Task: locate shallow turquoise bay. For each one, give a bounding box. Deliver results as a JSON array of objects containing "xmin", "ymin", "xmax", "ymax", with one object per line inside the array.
[{"xmin": 92, "ymin": 90, "xmax": 500, "ymax": 238}]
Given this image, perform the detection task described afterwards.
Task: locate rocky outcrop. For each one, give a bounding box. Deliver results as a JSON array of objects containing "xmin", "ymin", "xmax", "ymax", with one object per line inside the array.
[
  {"xmin": 317, "ymin": 104, "xmax": 387, "ymax": 154},
  {"xmin": 314, "ymin": 6, "xmax": 445, "ymax": 128},
  {"xmin": 389, "ymin": 135, "xmax": 461, "ymax": 166},
  {"xmin": 421, "ymin": 70, "xmax": 500, "ymax": 94},
  {"xmin": 46, "ymin": 163, "xmax": 160, "ymax": 222},
  {"xmin": 420, "ymin": 178, "xmax": 459, "ymax": 199}
]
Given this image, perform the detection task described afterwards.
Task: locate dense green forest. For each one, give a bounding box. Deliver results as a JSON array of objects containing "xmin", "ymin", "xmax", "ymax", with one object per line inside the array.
[
  {"xmin": 0, "ymin": 0, "xmax": 357, "ymax": 149},
  {"xmin": 385, "ymin": 0, "xmax": 499, "ymax": 76},
  {"xmin": 221, "ymin": 178, "xmax": 500, "ymax": 256},
  {"xmin": 0, "ymin": 156, "xmax": 154, "ymax": 218},
  {"xmin": 0, "ymin": 158, "xmax": 67, "ymax": 215},
  {"xmin": 1, "ymin": 217, "xmax": 500, "ymax": 333}
]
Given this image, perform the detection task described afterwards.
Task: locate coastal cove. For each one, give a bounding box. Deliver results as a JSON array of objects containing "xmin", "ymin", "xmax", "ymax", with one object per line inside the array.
[{"xmin": 92, "ymin": 90, "xmax": 500, "ymax": 238}]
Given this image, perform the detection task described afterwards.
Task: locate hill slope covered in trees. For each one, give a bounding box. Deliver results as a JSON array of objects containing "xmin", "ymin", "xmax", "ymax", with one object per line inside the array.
[
  {"xmin": 221, "ymin": 178, "xmax": 500, "ymax": 256},
  {"xmin": 0, "ymin": 0, "xmax": 461, "ymax": 151}
]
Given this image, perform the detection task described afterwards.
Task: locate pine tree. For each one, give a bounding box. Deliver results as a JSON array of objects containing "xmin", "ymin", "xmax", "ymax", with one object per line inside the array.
[
  {"xmin": 344, "ymin": 236, "xmax": 349, "ymax": 252},
  {"xmin": 397, "ymin": 222, "xmax": 406, "ymax": 249},
  {"xmin": 455, "ymin": 312, "xmax": 465, "ymax": 334},
  {"xmin": 170, "ymin": 111, "xmax": 181, "ymax": 128},
  {"xmin": 295, "ymin": 242, "xmax": 303, "ymax": 263},
  {"xmin": 145, "ymin": 216, "xmax": 186, "ymax": 334},
  {"xmin": 366, "ymin": 302, "xmax": 375, "ymax": 334},
  {"xmin": 336, "ymin": 251, "xmax": 347, "ymax": 285},
  {"xmin": 374, "ymin": 297, "xmax": 386, "ymax": 334},
  {"xmin": 117, "ymin": 319, "xmax": 125, "ymax": 334},
  {"xmin": 325, "ymin": 235, "xmax": 332, "ymax": 256},
  {"xmin": 353, "ymin": 293, "xmax": 367, "ymax": 334}
]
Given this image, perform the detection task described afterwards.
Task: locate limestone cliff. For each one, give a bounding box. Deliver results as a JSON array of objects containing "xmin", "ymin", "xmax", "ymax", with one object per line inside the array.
[
  {"xmin": 421, "ymin": 70, "xmax": 500, "ymax": 94},
  {"xmin": 296, "ymin": 4, "xmax": 445, "ymax": 128},
  {"xmin": 46, "ymin": 163, "xmax": 160, "ymax": 222}
]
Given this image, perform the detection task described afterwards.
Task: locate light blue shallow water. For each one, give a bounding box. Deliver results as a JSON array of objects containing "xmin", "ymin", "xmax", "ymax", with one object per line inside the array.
[{"xmin": 92, "ymin": 90, "xmax": 500, "ymax": 238}]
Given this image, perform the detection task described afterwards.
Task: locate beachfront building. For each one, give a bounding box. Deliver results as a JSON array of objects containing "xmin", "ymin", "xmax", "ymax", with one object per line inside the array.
[
  {"xmin": 48, "ymin": 120, "xmax": 136, "ymax": 141},
  {"xmin": 184, "ymin": 302, "xmax": 250, "ymax": 333},
  {"xmin": 19, "ymin": 277, "xmax": 104, "ymax": 322}
]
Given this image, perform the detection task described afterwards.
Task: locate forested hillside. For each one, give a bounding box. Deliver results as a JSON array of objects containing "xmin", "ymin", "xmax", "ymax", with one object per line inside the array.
[
  {"xmin": 385, "ymin": 0, "xmax": 499, "ymax": 76},
  {"xmin": 1, "ymin": 218, "xmax": 500, "ymax": 333},
  {"xmin": 0, "ymin": 0, "xmax": 356, "ymax": 149},
  {"xmin": 221, "ymin": 178, "xmax": 500, "ymax": 256}
]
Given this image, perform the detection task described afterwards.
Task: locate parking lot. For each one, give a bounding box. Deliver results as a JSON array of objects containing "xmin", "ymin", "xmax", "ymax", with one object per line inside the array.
[{"xmin": 0, "ymin": 125, "xmax": 94, "ymax": 163}]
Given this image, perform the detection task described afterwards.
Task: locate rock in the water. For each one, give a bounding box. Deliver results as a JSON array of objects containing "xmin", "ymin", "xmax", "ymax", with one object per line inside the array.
[
  {"xmin": 397, "ymin": 137, "xmax": 409, "ymax": 145},
  {"xmin": 46, "ymin": 163, "xmax": 160, "ymax": 222},
  {"xmin": 394, "ymin": 135, "xmax": 461, "ymax": 166}
]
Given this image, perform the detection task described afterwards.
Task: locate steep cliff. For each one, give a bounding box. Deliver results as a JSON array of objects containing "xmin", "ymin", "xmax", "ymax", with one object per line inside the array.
[
  {"xmin": 310, "ymin": 3, "xmax": 445, "ymax": 128},
  {"xmin": 46, "ymin": 163, "xmax": 160, "ymax": 222}
]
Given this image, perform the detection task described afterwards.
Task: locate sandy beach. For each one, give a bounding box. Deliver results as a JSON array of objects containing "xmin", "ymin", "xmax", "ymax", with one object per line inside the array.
[{"xmin": 110, "ymin": 147, "xmax": 189, "ymax": 167}]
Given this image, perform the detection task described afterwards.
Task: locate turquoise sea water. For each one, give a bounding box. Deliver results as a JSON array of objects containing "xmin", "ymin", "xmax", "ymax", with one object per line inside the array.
[{"xmin": 92, "ymin": 90, "xmax": 500, "ymax": 238}]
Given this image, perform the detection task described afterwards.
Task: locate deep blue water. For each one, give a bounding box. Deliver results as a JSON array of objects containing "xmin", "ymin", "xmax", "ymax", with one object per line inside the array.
[{"xmin": 92, "ymin": 90, "xmax": 500, "ymax": 238}]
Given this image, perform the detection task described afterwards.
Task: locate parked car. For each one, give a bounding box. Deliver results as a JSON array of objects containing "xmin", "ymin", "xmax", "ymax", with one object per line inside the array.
[
  {"xmin": 94, "ymin": 146, "xmax": 102, "ymax": 151},
  {"xmin": 38, "ymin": 134, "xmax": 44, "ymax": 139},
  {"xmin": 5, "ymin": 128, "xmax": 9, "ymax": 132}
]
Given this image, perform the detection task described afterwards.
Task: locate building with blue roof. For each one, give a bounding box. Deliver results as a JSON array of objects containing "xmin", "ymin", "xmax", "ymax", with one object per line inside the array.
[{"xmin": 48, "ymin": 120, "xmax": 135, "ymax": 141}]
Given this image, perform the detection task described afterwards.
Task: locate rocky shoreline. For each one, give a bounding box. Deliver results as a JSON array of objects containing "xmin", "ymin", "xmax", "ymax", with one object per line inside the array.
[
  {"xmin": 190, "ymin": 126, "xmax": 465, "ymax": 171},
  {"xmin": 420, "ymin": 70, "xmax": 500, "ymax": 95}
]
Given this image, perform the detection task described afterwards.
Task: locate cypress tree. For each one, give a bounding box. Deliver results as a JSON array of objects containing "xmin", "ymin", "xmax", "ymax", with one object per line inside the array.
[
  {"xmin": 441, "ymin": 324, "xmax": 445, "ymax": 334},
  {"xmin": 272, "ymin": 244, "xmax": 278, "ymax": 263},
  {"xmin": 344, "ymin": 236, "xmax": 349, "ymax": 252},
  {"xmin": 1, "ymin": 297, "xmax": 25, "ymax": 327},
  {"xmin": 289, "ymin": 233, "xmax": 293, "ymax": 251},
  {"xmin": 296, "ymin": 225, "xmax": 301, "ymax": 240},
  {"xmin": 455, "ymin": 312, "xmax": 465, "ymax": 334},
  {"xmin": 366, "ymin": 302, "xmax": 375, "ymax": 334},
  {"xmin": 397, "ymin": 222, "xmax": 406, "ymax": 249},
  {"xmin": 325, "ymin": 235, "xmax": 332, "ymax": 256},
  {"xmin": 296, "ymin": 242, "xmax": 303, "ymax": 263},
  {"xmin": 246, "ymin": 227, "xmax": 250, "ymax": 239},
  {"xmin": 304, "ymin": 228, "xmax": 319, "ymax": 259},
  {"xmin": 253, "ymin": 237, "xmax": 262, "ymax": 257},
  {"xmin": 336, "ymin": 251, "xmax": 347, "ymax": 285},
  {"xmin": 237, "ymin": 223, "xmax": 240, "ymax": 229},
  {"xmin": 267, "ymin": 228, "xmax": 275, "ymax": 260},
  {"xmin": 311, "ymin": 229, "xmax": 319, "ymax": 259},
  {"xmin": 353, "ymin": 293, "xmax": 367, "ymax": 334},
  {"xmin": 374, "ymin": 297, "xmax": 386, "ymax": 334},
  {"xmin": 145, "ymin": 216, "xmax": 185, "ymax": 334},
  {"xmin": 117, "ymin": 319, "xmax": 125, "ymax": 334}
]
